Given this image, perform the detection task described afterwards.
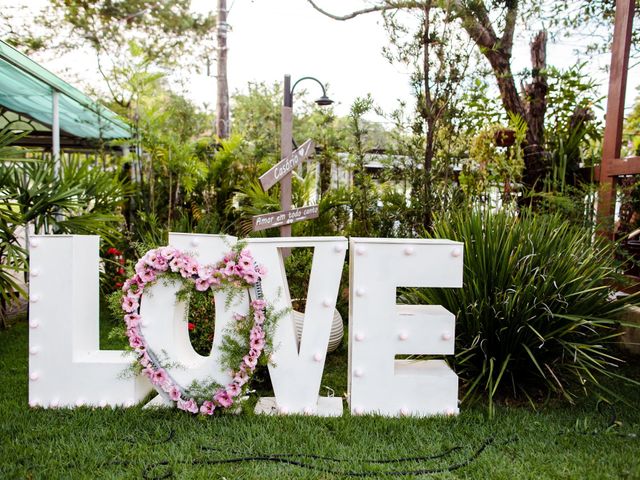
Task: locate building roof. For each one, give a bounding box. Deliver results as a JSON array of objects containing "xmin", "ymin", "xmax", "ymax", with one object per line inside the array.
[{"xmin": 0, "ymin": 40, "xmax": 131, "ymax": 149}]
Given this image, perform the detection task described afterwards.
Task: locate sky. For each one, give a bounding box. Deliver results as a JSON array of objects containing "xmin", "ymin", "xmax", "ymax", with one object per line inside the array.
[
  {"xmin": 5, "ymin": 0, "xmax": 640, "ymax": 124},
  {"xmin": 184, "ymin": 0, "xmax": 640, "ymax": 122}
]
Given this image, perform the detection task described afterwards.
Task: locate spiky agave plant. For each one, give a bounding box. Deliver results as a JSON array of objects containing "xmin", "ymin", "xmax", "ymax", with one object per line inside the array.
[{"xmin": 402, "ymin": 209, "xmax": 639, "ymax": 413}]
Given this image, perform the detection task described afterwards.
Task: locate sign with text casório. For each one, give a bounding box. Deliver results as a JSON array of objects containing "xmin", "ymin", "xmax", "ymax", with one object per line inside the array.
[
  {"xmin": 252, "ymin": 205, "xmax": 319, "ymax": 232},
  {"xmin": 259, "ymin": 139, "xmax": 315, "ymax": 191}
]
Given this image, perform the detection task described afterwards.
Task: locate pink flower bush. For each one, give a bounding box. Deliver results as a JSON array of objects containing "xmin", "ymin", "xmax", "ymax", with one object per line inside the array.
[{"xmin": 122, "ymin": 245, "xmax": 269, "ymax": 416}]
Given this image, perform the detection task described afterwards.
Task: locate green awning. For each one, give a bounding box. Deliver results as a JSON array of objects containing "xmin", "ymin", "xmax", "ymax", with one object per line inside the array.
[{"xmin": 0, "ymin": 40, "xmax": 131, "ymax": 145}]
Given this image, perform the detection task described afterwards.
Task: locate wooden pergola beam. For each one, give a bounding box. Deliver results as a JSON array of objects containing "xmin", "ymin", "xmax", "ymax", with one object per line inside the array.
[
  {"xmin": 605, "ymin": 156, "xmax": 640, "ymax": 176},
  {"xmin": 597, "ymin": 0, "xmax": 636, "ymax": 235}
]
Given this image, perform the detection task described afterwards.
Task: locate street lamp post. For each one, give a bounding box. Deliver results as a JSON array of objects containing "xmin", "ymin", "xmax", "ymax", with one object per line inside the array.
[{"xmin": 279, "ymin": 74, "xmax": 333, "ymax": 237}]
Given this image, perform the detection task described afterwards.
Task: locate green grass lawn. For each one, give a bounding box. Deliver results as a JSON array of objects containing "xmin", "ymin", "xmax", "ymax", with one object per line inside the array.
[{"xmin": 2, "ymin": 318, "xmax": 640, "ymax": 479}]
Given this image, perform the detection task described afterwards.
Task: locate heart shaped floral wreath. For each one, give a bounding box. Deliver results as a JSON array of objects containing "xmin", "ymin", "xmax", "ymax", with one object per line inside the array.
[{"xmin": 121, "ymin": 244, "xmax": 273, "ymax": 415}]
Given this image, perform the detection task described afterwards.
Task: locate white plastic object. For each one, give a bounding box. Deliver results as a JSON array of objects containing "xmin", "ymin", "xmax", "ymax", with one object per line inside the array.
[
  {"xmin": 140, "ymin": 233, "xmax": 245, "ymax": 405},
  {"xmin": 348, "ymin": 238, "xmax": 463, "ymax": 417},
  {"xmin": 249, "ymin": 237, "xmax": 347, "ymax": 417},
  {"xmin": 28, "ymin": 235, "xmax": 153, "ymax": 409}
]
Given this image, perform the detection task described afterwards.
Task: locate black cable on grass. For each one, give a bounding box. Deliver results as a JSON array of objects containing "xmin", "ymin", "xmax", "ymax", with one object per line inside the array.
[
  {"xmin": 141, "ymin": 436, "xmax": 513, "ymax": 480},
  {"xmin": 198, "ymin": 444, "xmax": 463, "ymax": 463}
]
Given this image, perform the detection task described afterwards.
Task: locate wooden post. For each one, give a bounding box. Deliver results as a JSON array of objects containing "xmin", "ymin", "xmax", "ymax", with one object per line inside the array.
[
  {"xmin": 280, "ymin": 74, "xmax": 293, "ymax": 238},
  {"xmin": 598, "ymin": 0, "xmax": 636, "ymax": 236},
  {"xmin": 216, "ymin": 0, "xmax": 229, "ymax": 139}
]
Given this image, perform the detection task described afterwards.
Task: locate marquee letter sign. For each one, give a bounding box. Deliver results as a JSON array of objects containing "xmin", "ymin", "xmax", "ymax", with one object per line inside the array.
[
  {"xmin": 348, "ymin": 238, "xmax": 463, "ymax": 416},
  {"xmin": 248, "ymin": 237, "xmax": 347, "ymax": 416},
  {"xmin": 28, "ymin": 235, "xmax": 152, "ymax": 408},
  {"xmin": 140, "ymin": 233, "xmax": 249, "ymax": 408},
  {"xmin": 28, "ymin": 234, "xmax": 463, "ymax": 417}
]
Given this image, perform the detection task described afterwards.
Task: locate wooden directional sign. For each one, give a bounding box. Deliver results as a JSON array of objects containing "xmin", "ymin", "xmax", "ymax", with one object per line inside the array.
[
  {"xmin": 252, "ymin": 205, "xmax": 319, "ymax": 232},
  {"xmin": 259, "ymin": 139, "xmax": 315, "ymax": 191}
]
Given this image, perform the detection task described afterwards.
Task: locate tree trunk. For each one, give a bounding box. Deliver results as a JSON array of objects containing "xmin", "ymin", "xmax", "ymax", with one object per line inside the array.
[
  {"xmin": 216, "ymin": 0, "xmax": 230, "ymax": 139},
  {"xmin": 422, "ymin": 3, "xmax": 433, "ymax": 230},
  {"xmin": 319, "ymin": 152, "xmax": 332, "ymax": 196},
  {"xmin": 484, "ymin": 32, "xmax": 549, "ymax": 190},
  {"xmin": 522, "ymin": 31, "xmax": 548, "ymax": 189}
]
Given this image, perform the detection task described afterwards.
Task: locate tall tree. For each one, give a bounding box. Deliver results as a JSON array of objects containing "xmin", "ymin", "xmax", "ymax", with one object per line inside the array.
[
  {"xmin": 382, "ymin": 4, "xmax": 474, "ymax": 227},
  {"xmin": 307, "ymin": 0, "xmax": 552, "ymax": 188},
  {"xmin": 1, "ymin": 1, "xmax": 216, "ymax": 109},
  {"xmin": 216, "ymin": 0, "xmax": 230, "ymax": 138}
]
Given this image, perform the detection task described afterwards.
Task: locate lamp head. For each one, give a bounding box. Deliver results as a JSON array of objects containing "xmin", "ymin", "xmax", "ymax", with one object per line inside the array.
[{"xmin": 314, "ymin": 95, "xmax": 334, "ymax": 106}]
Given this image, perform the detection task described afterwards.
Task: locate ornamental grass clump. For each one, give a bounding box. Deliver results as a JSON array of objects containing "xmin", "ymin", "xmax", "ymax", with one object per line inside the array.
[{"xmin": 403, "ymin": 210, "xmax": 639, "ymax": 412}]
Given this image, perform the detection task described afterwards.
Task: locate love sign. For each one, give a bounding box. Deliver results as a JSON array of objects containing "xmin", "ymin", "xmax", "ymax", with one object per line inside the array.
[{"xmin": 28, "ymin": 233, "xmax": 463, "ymax": 417}]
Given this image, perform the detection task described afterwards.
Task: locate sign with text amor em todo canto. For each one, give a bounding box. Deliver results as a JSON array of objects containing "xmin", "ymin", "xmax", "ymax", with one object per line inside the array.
[
  {"xmin": 28, "ymin": 234, "xmax": 463, "ymax": 417},
  {"xmin": 252, "ymin": 205, "xmax": 319, "ymax": 232}
]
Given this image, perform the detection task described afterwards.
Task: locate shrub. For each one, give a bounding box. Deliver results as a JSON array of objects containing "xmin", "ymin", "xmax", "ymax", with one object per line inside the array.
[{"xmin": 402, "ymin": 209, "xmax": 639, "ymax": 412}]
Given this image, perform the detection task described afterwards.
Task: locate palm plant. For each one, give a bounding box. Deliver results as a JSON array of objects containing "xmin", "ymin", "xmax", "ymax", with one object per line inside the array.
[
  {"xmin": 1, "ymin": 132, "xmax": 127, "ymax": 327},
  {"xmin": 402, "ymin": 209, "xmax": 639, "ymax": 413}
]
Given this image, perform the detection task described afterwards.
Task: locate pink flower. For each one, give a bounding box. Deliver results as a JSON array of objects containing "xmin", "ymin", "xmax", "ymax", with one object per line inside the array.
[
  {"xmin": 138, "ymin": 268, "xmax": 156, "ymax": 283},
  {"xmin": 122, "ymin": 278, "xmax": 134, "ymax": 292},
  {"xmin": 243, "ymin": 270, "xmax": 258, "ymax": 284},
  {"xmin": 197, "ymin": 265, "xmax": 214, "ymax": 280},
  {"xmin": 195, "ymin": 278, "xmax": 210, "ymax": 291},
  {"xmin": 160, "ymin": 246, "xmax": 176, "ymax": 260},
  {"xmin": 152, "ymin": 369, "xmax": 168, "ymax": 386},
  {"xmin": 233, "ymin": 371, "xmax": 248, "ymax": 386},
  {"xmin": 227, "ymin": 382, "xmax": 242, "ymax": 397},
  {"xmin": 169, "ymin": 386, "xmax": 182, "ymax": 401},
  {"xmin": 122, "ymin": 295, "xmax": 139, "ymax": 313},
  {"xmin": 180, "ymin": 259, "xmax": 199, "ymax": 278},
  {"xmin": 169, "ymin": 256, "xmax": 185, "ymax": 272},
  {"xmin": 143, "ymin": 251, "xmax": 159, "ymax": 267},
  {"xmin": 143, "ymin": 365, "xmax": 155, "ymax": 380},
  {"xmin": 251, "ymin": 299, "xmax": 267, "ymax": 310},
  {"xmin": 129, "ymin": 334, "xmax": 143, "ymax": 349},
  {"xmin": 134, "ymin": 258, "xmax": 147, "ymax": 273},
  {"xmin": 242, "ymin": 354, "xmax": 258, "ymax": 371},
  {"xmin": 238, "ymin": 255, "xmax": 253, "ymax": 269},
  {"xmin": 223, "ymin": 261, "xmax": 237, "ymax": 277},
  {"xmin": 253, "ymin": 313, "xmax": 265, "ymax": 326},
  {"xmin": 152, "ymin": 256, "xmax": 168, "ymax": 271},
  {"xmin": 250, "ymin": 327, "xmax": 264, "ymax": 341},
  {"xmin": 126, "ymin": 324, "xmax": 139, "ymax": 337},
  {"xmin": 233, "ymin": 313, "xmax": 246, "ymax": 322},
  {"xmin": 125, "ymin": 313, "xmax": 141, "ymax": 328},
  {"xmin": 250, "ymin": 337, "xmax": 265, "ymax": 351},
  {"xmin": 200, "ymin": 400, "xmax": 216, "ymax": 415},
  {"xmin": 127, "ymin": 287, "xmax": 143, "ymax": 299},
  {"xmin": 139, "ymin": 352, "xmax": 151, "ymax": 367},
  {"xmin": 214, "ymin": 390, "xmax": 233, "ymax": 408},
  {"xmin": 178, "ymin": 398, "xmax": 199, "ymax": 414},
  {"xmin": 249, "ymin": 348, "xmax": 260, "ymax": 359}
]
